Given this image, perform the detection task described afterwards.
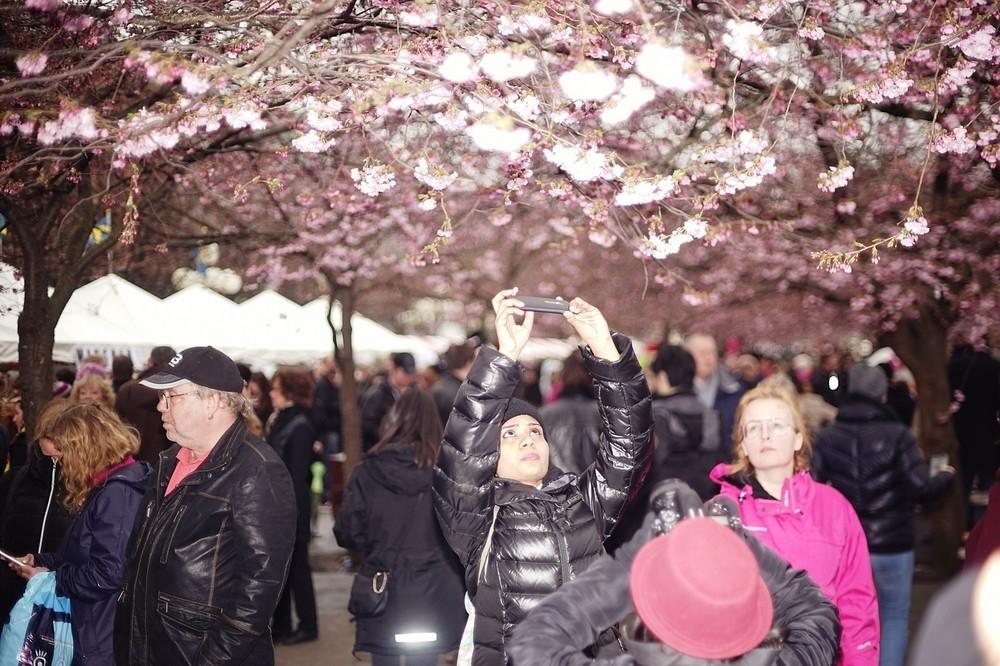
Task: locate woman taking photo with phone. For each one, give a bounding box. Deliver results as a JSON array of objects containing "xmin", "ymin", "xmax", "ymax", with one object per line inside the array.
[
  {"xmin": 709, "ymin": 384, "xmax": 879, "ymax": 666},
  {"xmin": 434, "ymin": 288, "xmax": 653, "ymax": 666},
  {"xmin": 10, "ymin": 402, "xmax": 150, "ymax": 666}
]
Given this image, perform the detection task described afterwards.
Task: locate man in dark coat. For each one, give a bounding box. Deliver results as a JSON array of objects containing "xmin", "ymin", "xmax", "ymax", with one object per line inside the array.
[
  {"xmin": 311, "ymin": 357, "xmax": 343, "ymax": 455},
  {"xmin": 115, "ymin": 345, "xmax": 176, "ymax": 464},
  {"xmin": 812, "ymin": 362, "xmax": 954, "ymax": 666},
  {"xmin": 538, "ymin": 350, "xmax": 601, "ymax": 475},
  {"xmin": 115, "ymin": 346, "xmax": 295, "ymax": 666},
  {"xmin": 361, "ymin": 352, "xmax": 417, "ymax": 452},
  {"xmin": 686, "ymin": 333, "xmax": 744, "ymax": 449},
  {"xmin": 431, "ymin": 342, "xmax": 477, "ymax": 427}
]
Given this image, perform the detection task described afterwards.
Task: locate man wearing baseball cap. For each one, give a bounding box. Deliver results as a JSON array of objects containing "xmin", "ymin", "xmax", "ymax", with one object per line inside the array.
[{"xmin": 114, "ymin": 347, "xmax": 296, "ymax": 666}]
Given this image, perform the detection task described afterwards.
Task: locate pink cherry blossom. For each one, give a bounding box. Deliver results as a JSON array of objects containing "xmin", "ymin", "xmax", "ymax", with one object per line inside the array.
[
  {"xmin": 635, "ymin": 41, "xmax": 700, "ymax": 91},
  {"xmin": 614, "ymin": 176, "xmax": 675, "ymax": 206},
  {"xmin": 817, "ymin": 163, "xmax": 855, "ymax": 192},
  {"xmin": 62, "ymin": 15, "xmax": 94, "ymax": 33},
  {"xmin": 413, "ymin": 158, "xmax": 457, "ymax": 191},
  {"xmin": 479, "ymin": 51, "xmax": 537, "ymax": 82},
  {"xmin": 931, "ymin": 126, "xmax": 975, "ymax": 154},
  {"xmin": 683, "ymin": 217, "xmax": 709, "ymax": 239},
  {"xmin": 466, "ymin": 115, "xmax": 531, "ymax": 153},
  {"xmin": 955, "ymin": 26, "xmax": 999, "ymax": 61},
  {"xmin": 15, "ymin": 52, "xmax": 48, "ymax": 77},
  {"xmin": 291, "ymin": 130, "xmax": 334, "ymax": 153},
  {"xmin": 723, "ymin": 20, "xmax": 771, "ymax": 63},
  {"xmin": 600, "ymin": 75, "xmax": 655, "ymax": 126},
  {"xmin": 439, "ymin": 52, "xmax": 479, "ymax": 83},
  {"xmin": 543, "ymin": 144, "xmax": 616, "ymax": 183},
  {"xmin": 593, "ymin": 0, "xmax": 634, "ymax": 15},
  {"xmin": 180, "ymin": 71, "xmax": 210, "ymax": 96},
  {"xmin": 399, "ymin": 7, "xmax": 439, "ymax": 27},
  {"xmin": 25, "ymin": 0, "xmax": 59, "ymax": 10},
  {"xmin": 559, "ymin": 63, "xmax": 619, "ymax": 102},
  {"xmin": 351, "ymin": 163, "xmax": 397, "ymax": 197}
]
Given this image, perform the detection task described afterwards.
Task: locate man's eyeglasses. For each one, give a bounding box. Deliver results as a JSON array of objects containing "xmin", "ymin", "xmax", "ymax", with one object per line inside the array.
[
  {"xmin": 158, "ymin": 391, "xmax": 196, "ymax": 409},
  {"xmin": 742, "ymin": 419, "xmax": 794, "ymax": 440}
]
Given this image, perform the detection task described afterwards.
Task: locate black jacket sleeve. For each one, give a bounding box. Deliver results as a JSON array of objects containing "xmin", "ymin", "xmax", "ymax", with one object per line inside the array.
[
  {"xmin": 507, "ymin": 553, "xmax": 632, "ymax": 666},
  {"xmin": 283, "ymin": 417, "xmax": 317, "ymax": 539},
  {"xmin": 896, "ymin": 430, "xmax": 953, "ymax": 501},
  {"xmin": 333, "ymin": 464, "xmax": 369, "ymax": 553},
  {"xmin": 576, "ymin": 333, "xmax": 654, "ymax": 540},
  {"xmin": 433, "ymin": 346, "xmax": 520, "ymax": 566},
  {"xmin": 745, "ymin": 534, "xmax": 842, "ymax": 666}
]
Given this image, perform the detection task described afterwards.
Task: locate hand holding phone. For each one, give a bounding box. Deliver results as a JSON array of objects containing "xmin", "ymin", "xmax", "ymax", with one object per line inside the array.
[
  {"xmin": 0, "ymin": 548, "xmax": 27, "ymax": 568},
  {"xmin": 517, "ymin": 296, "xmax": 570, "ymax": 315}
]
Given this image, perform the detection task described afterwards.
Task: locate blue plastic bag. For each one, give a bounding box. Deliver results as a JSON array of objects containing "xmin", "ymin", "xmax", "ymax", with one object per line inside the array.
[{"xmin": 0, "ymin": 570, "xmax": 74, "ymax": 666}]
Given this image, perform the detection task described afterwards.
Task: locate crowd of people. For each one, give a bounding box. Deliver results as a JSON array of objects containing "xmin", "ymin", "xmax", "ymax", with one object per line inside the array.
[{"xmin": 0, "ymin": 288, "xmax": 997, "ymax": 666}]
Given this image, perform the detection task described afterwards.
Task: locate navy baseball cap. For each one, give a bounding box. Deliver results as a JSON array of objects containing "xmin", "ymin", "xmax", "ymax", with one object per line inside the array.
[{"xmin": 139, "ymin": 346, "xmax": 244, "ymax": 393}]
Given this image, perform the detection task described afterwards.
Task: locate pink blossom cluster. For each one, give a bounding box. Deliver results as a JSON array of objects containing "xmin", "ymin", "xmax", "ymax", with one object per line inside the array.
[
  {"xmin": 939, "ymin": 59, "xmax": 976, "ymax": 92},
  {"xmin": 635, "ymin": 41, "xmax": 701, "ymax": 91},
  {"xmin": 0, "ymin": 116, "xmax": 37, "ymax": 137},
  {"xmin": 600, "ymin": 75, "xmax": 655, "ymax": 127},
  {"xmin": 504, "ymin": 152, "xmax": 534, "ymax": 193},
  {"xmin": 722, "ymin": 20, "xmax": 771, "ymax": 63},
  {"xmin": 414, "ymin": 158, "xmax": 458, "ymax": 191},
  {"xmin": 351, "ymin": 163, "xmax": 397, "ymax": 197},
  {"xmin": 222, "ymin": 105, "xmax": 267, "ymax": 131},
  {"xmin": 25, "ymin": 0, "xmax": 60, "ymax": 10},
  {"xmin": 614, "ymin": 175, "xmax": 675, "ymax": 206},
  {"xmin": 683, "ymin": 217, "xmax": 709, "ymax": 239},
  {"xmin": 466, "ymin": 115, "xmax": 531, "ymax": 153},
  {"xmin": 498, "ymin": 12, "xmax": 552, "ymax": 36},
  {"xmin": 641, "ymin": 229, "xmax": 694, "ymax": 259},
  {"xmin": 399, "ymin": 6, "xmax": 439, "ymax": 27},
  {"xmin": 434, "ymin": 108, "xmax": 468, "ymax": 132},
  {"xmin": 898, "ymin": 208, "xmax": 930, "ymax": 247},
  {"xmin": 798, "ymin": 24, "xmax": 824, "ymax": 41},
  {"xmin": 587, "ymin": 228, "xmax": 617, "ymax": 248},
  {"xmin": 854, "ymin": 72, "xmax": 913, "ymax": 104},
  {"xmin": 715, "ymin": 155, "xmax": 777, "ymax": 195},
  {"xmin": 15, "ymin": 52, "xmax": 48, "ymax": 77},
  {"xmin": 291, "ymin": 130, "xmax": 334, "ymax": 153},
  {"xmin": 505, "ymin": 94, "xmax": 541, "ymax": 121},
  {"xmin": 36, "ymin": 107, "xmax": 100, "ymax": 145},
  {"xmin": 180, "ymin": 71, "xmax": 211, "ymax": 96},
  {"xmin": 559, "ymin": 63, "xmax": 619, "ymax": 102},
  {"xmin": 62, "ymin": 15, "xmax": 94, "ymax": 33},
  {"xmin": 931, "ymin": 126, "xmax": 975, "ymax": 154},
  {"xmin": 479, "ymin": 51, "xmax": 537, "ymax": 82},
  {"xmin": 543, "ymin": 144, "xmax": 621, "ymax": 183},
  {"xmin": 699, "ymin": 130, "xmax": 768, "ymax": 164},
  {"xmin": 817, "ymin": 163, "xmax": 855, "ymax": 192},
  {"xmin": 593, "ymin": 0, "xmax": 634, "ymax": 16},
  {"xmin": 955, "ymin": 26, "xmax": 999, "ymax": 61}
]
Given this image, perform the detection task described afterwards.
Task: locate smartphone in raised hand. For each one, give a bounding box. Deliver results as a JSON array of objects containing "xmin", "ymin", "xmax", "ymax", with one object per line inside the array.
[
  {"xmin": 518, "ymin": 296, "xmax": 570, "ymax": 315},
  {"xmin": 0, "ymin": 548, "xmax": 26, "ymax": 568}
]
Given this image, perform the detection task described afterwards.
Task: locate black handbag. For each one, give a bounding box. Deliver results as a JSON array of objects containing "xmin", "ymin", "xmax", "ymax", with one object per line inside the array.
[{"xmin": 347, "ymin": 492, "xmax": 424, "ymax": 619}]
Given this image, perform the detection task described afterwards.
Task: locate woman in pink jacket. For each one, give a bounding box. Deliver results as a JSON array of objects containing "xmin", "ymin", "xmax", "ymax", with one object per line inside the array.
[{"xmin": 709, "ymin": 384, "xmax": 879, "ymax": 666}]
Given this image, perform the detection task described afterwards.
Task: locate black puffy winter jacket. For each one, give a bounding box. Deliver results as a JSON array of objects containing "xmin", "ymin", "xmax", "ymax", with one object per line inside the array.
[
  {"xmin": 812, "ymin": 396, "xmax": 953, "ymax": 554},
  {"xmin": 114, "ymin": 418, "xmax": 296, "ymax": 666},
  {"xmin": 434, "ymin": 333, "xmax": 652, "ymax": 666}
]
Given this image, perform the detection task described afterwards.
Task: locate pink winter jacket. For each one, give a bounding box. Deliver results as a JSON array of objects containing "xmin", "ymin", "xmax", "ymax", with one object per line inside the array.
[{"xmin": 710, "ymin": 463, "xmax": 879, "ymax": 666}]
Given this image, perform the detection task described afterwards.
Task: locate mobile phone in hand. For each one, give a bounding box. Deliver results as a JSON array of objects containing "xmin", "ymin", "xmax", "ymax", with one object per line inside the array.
[
  {"xmin": 929, "ymin": 454, "xmax": 949, "ymax": 476},
  {"xmin": 0, "ymin": 548, "xmax": 26, "ymax": 568},
  {"xmin": 518, "ymin": 296, "xmax": 570, "ymax": 314}
]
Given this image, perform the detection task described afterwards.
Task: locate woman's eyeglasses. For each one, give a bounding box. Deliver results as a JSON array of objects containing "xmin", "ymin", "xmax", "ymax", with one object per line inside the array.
[{"xmin": 742, "ymin": 419, "xmax": 794, "ymax": 440}]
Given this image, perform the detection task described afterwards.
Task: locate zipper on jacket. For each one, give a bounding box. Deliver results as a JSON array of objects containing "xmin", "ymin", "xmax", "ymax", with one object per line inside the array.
[
  {"xmin": 37, "ymin": 457, "xmax": 57, "ymax": 552},
  {"xmin": 553, "ymin": 506, "xmax": 572, "ymax": 585}
]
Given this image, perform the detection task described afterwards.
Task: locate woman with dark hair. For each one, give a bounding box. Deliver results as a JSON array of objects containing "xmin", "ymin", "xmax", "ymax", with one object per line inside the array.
[
  {"xmin": 538, "ymin": 350, "xmax": 601, "ymax": 475},
  {"xmin": 248, "ymin": 371, "xmax": 274, "ymax": 428},
  {"xmin": 267, "ymin": 367, "xmax": 319, "ymax": 645},
  {"xmin": 335, "ymin": 387, "xmax": 466, "ymax": 665}
]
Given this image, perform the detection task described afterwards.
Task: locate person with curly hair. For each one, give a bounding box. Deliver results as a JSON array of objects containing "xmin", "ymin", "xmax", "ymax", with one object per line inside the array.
[
  {"xmin": 10, "ymin": 402, "xmax": 151, "ymax": 666},
  {"xmin": 70, "ymin": 374, "xmax": 116, "ymax": 409}
]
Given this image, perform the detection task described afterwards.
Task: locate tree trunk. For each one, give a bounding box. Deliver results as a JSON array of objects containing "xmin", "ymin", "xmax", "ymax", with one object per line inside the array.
[
  {"xmin": 325, "ymin": 282, "xmax": 363, "ymax": 483},
  {"xmin": 883, "ymin": 305, "xmax": 964, "ymax": 576},
  {"xmin": 16, "ymin": 262, "xmax": 56, "ymax": 438}
]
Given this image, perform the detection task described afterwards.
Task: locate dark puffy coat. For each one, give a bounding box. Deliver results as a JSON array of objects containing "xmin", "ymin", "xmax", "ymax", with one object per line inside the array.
[
  {"xmin": 507, "ymin": 508, "xmax": 841, "ymax": 666},
  {"xmin": 812, "ymin": 396, "xmax": 953, "ymax": 554},
  {"xmin": 538, "ymin": 393, "xmax": 601, "ymax": 475},
  {"xmin": 649, "ymin": 392, "xmax": 724, "ymax": 501},
  {"xmin": 434, "ymin": 333, "xmax": 653, "ymax": 666},
  {"xmin": 0, "ymin": 447, "xmax": 74, "ymax": 624},
  {"xmin": 36, "ymin": 459, "xmax": 150, "ymax": 665},
  {"xmin": 335, "ymin": 444, "xmax": 466, "ymax": 656},
  {"xmin": 311, "ymin": 375, "xmax": 342, "ymax": 451},
  {"xmin": 116, "ymin": 368, "xmax": 172, "ymax": 465},
  {"xmin": 114, "ymin": 419, "xmax": 296, "ymax": 666},
  {"xmin": 431, "ymin": 372, "xmax": 464, "ymax": 427},
  {"xmin": 361, "ymin": 381, "xmax": 398, "ymax": 452},
  {"xmin": 267, "ymin": 404, "xmax": 316, "ymax": 541}
]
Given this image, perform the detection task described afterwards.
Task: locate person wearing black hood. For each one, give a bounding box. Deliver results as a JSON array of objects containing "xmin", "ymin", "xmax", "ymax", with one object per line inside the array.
[
  {"xmin": 267, "ymin": 367, "xmax": 320, "ymax": 646},
  {"xmin": 812, "ymin": 362, "xmax": 955, "ymax": 666},
  {"xmin": 335, "ymin": 387, "xmax": 467, "ymax": 664},
  {"xmin": 538, "ymin": 350, "xmax": 602, "ymax": 475},
  {"xmin": 115, "ymin": 345, "xmax": 176, "ymax": 464},
  {"xmin": 434, "ymin": 288, "xmax": 653, "ymax": 666},
  {"xmin": 0, "ymin": 400, "xmax": 75, "ymax": 625}
]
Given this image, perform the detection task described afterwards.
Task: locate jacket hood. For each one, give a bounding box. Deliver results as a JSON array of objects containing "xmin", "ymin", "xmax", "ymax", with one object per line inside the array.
[
  {"xmin": 652, "ymin": 393, "xmax": 714, "ymax": 454},
  {"xmin": 493, "ymin": 465, "xmax": 574, "ymax": 505},
  {"xmin": 365, "ymin": 444, "xmax": 433, "ymax": 495},
  {"xmin": 835, "ymin": 396, "xmax": 898, "ymax": 424},
  {"xmin": 710, "ymin": 463, "xmax": 817, "ymax": 515},
  {"xmin": 106, "ymin": 459, "xmax": 153, "ymax": 493}
]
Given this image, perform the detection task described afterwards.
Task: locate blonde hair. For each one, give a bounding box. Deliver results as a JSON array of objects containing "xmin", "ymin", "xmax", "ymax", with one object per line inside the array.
[
  {"xmin": 37, "ymin": 402, "xmax": 139, "ymax": 513},
  {"xmin": 70, "ymin": 376, "xmax": 116, "ymax": 409},
  {"xmin": 729, "ymin": 384, "xmax": 812, "ymax": 476}
]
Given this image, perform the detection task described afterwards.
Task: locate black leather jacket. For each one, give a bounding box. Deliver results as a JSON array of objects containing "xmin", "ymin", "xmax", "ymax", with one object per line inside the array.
[
  {"xmin": 434, "ymin": 333, "xmax": 653, "ymax": 666},
  {"xmin": 812, "ymin": 397, "xmax": 953, "ymax": 553},
  {"xmin": 115, "ymin": 419, "xmax": 296, "ymax": 666}
]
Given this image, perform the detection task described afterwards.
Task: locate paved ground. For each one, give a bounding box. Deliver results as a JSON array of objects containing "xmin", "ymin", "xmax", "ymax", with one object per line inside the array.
[{"xmin": 277, "ymin": 507, "xmax": 948, "ymax": 665}]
